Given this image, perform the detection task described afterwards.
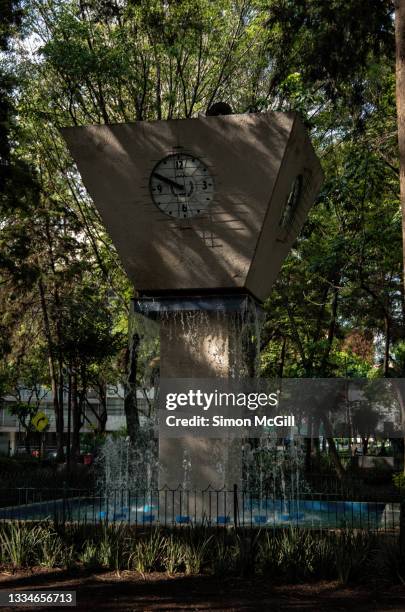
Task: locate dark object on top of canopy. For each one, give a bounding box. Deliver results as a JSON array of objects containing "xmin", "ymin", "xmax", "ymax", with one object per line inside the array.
[{"xmin": 206, "ymin": 102, "xmax": 233, "ymax": 116}]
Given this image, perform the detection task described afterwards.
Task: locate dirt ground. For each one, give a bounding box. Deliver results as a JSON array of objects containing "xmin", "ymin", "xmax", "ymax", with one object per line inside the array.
[{"xmin": 1, "ymin": 568, "xmax": 405, "ymax": 611}]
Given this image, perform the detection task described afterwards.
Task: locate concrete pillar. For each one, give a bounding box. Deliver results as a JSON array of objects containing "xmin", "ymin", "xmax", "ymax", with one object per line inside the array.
[{"xmin": 156, "ymin": 296, "xmax": 261, "ymax": 494}]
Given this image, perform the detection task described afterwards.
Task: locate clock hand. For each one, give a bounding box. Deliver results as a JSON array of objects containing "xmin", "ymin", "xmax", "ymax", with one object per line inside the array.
[{"xmin": 153, "ymin": 172, "xmax": 184, "ymax": 191}]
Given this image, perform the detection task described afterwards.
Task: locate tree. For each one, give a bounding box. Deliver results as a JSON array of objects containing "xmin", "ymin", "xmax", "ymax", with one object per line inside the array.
[
  {"xmin": 395, "ymin": 0, "xmax": 405, "ymax": 342},
  {"xmin": 61, "ymin": 281, "xmax": 124, "ymax": 458},
  {"xmin": 1, "ymin": 0, "xmax": 403, "ymax": 479}
]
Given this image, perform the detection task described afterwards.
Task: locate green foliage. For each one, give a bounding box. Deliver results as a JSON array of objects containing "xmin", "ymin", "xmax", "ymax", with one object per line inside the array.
[
  {"xmin": 37, "ymin": 531, "xmax": 73, "ymax": 568},
  {"xmin": 78, "ymin": 541, "xmax": 100, "ymax": 568},
  {"xmin": 164, "ymin": 534, "xmax": 185, "ymax": 574},
  {"xmin": 0, "ymin": 521, "xmax": 404, "ymax": 588},
  {"xmin": 267, "ymin": 0, "xmax": 393, "ymax": 106},
  {"xmin": 334, "ymin": 530, "xmax": 374, "ymax": 584},
  {"xmin": 0, "ymin": 0, "xmax": 402, "ymax": 459},
  {"xmin": 258, "ymin": 528, "xmax": 317, "ymax": 581},
  {"xmin": 0, "ymin": 522, "xmax": 44, "ymax": 567},
  {"xmin": 393, "ymin": 472, "xmax": 405, "ymax": 492},
  {"xmin": 210, "ymin": 537, "xmax": 236, "ymax": 576},
  {"xmin": 182, "ymin": 532, "xmax": 213, "ymax": 575},
  {"xmin": 311, "ymin": 536, "xmax": 337, "ymax": 579},
  {"xmin": 38, "ymin": 0, "xmax": 273, "ymax": 121},
  {"xmin": 277, "ymin": 528, "xmax": 316, "ymax": 580},
  {"xmin": 0, "ymin": 456, "xmax": 95, "ymax": 489},
  {"xmin": 128, "ymin": 528, "xmax": 164, "ymax": 574},
  {"xmin": 370, "ymin": 539, "xmax": 405, "ymax": 585},
  {"xmin": 97, "ymin": 522, "xmax": 128, "ymax": 571},
  {"xmin": 232, "ymin": 532, "xmax": 261, "ymax": 577}
]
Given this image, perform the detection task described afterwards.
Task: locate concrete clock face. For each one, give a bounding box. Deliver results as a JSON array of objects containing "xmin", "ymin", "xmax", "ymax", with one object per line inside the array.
[
  {"xmin": 149, "ymin": 153, "xmax": 214, "ymax": 218},
  {"xmin": 280, "ymin": 174, "xmax": 303, "ymax": 228}
]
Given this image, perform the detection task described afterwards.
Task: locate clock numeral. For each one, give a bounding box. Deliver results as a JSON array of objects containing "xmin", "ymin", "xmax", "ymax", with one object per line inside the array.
[
  {"xmin": 176, "ymin": 160, "xmax": 184, "ymax": 169},
  {"xmin": 182, "ymin": 204, "xmax": 188, "ymax": 213},
  {"xmin": 202, "ymin": 180, "xmax": 207, "ymax": 190}
]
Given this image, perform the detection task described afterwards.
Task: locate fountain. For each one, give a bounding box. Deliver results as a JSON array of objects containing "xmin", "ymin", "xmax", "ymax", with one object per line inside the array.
[
  {"xmin": 243, "ymin": 435, "xmax": 309, "ymax": 524},
  {"xmin": 62, "ymin": 110, "xmax": 323, "ymax": 506}
]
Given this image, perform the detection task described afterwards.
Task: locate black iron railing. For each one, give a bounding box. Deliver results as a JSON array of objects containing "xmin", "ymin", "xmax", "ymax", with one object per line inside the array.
[{"xmin": 0, "ymin": 486, "xmax": 401, "ymax": 532}]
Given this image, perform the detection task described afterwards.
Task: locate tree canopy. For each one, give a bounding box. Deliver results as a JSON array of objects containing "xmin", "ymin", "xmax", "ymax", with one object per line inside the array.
[{"xmin": 0, "ymin": 0, "xmax": 403, "ymax": 460}]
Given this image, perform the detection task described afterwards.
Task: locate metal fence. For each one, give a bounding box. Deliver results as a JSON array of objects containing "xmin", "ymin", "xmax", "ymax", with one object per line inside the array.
[{"xmin": 0, "ymin": 486, "xmax": 401, "ymax": 532}]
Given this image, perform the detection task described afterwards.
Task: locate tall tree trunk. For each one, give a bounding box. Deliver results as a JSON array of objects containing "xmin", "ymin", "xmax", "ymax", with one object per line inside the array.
[
  {"xmin": 278, "ymin": 337, "xmax": 287, "ymax": 378},
  {"xmin": 43, "ymin": 217, "xmax": 65, "ymax": 461},
  {"xmin": 67, "ymin": 369, "xmax": 72, "ymax": 468},
  {"xmin": 383, "ymin": 313, "xmax": 391, "ymax": 376},
  {"xmin": 124, "ymin": 331, "xmax": 140, "ymax": 446},
  {"xmin": 24, "ymin": 430, "xmax": 31, "ymax": 454},
  {"xmin": 97, "ymin": 383, "xmax": 108, "ymax": 433},
  {"xmin": 71, "ymin": 372, "xmax": 81, "ymax": 461},
  {"xmin": 57, "ymin": 362, "xmax": 65, "ymax": 460},
  {"xmin": 395, "ymin": 0, "xmax": 405, "ymax": 474},
  {"xmin": 321, "ymin": 413, "xmax": 346, "ymax": 480},
  {"xmin": 38, "ymin": 279, "xmax": 63, "ymax": 459},
  {"xmin": 396, "ymin": 1, "xmax": 405, "ymax": 287},
  {"xmin": 392, "ymin": 379, "xmax": 405, "ymax": 475}
]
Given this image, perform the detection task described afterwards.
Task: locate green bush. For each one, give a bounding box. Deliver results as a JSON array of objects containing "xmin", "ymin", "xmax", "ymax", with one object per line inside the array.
[
  {"xmin": 97, "ymin": 523, "xmax": 128, "ymax": 571},
  {"xmin": 0, "ymin": 522, "xmax": 44, "ymax": 567},
  {"xmin": 78, "ymin": 542, "xmax": 100, "ymax": 569},
  {"xmin": 277, "ymin": 529, "xmax": 317, "ymax": 581},
  {"xmin": 37, "ymin": 531, "xmax": 73, "ymax": 568},
  {"xmin": 164, "ymin": 534, "xmax": 185, "ymax": 574},
  {"xmin": 210, "ymin": 538, "xmax": 237, "ymax": 576},
  {"xmin": 182, "ymin": 535, "xmax": 212, "ymax": 575},
  {"xmin": 334, "ymin": 530, "xmax": 373, "ymax": 584},
  {"xmin": 129, "ymin": 529, "xmax": 164, "ymax": 574},
  {"xmin": 0, "ymin": 457, "xmax": 95, "ymax": 490},
  {"xmin": 393, "ymin": 472, "xmax": 405, "ymax": 493},
  {"xmin": 311, "ymin": 535, "xmax": 337, "ymax": 579},
  {"xmin": 233, "ymin": 532, "xmax": 261, "ymax": 577},
  {"xmin": 370, "ymin": 538, "xmax": 405, "ymax": 585}
]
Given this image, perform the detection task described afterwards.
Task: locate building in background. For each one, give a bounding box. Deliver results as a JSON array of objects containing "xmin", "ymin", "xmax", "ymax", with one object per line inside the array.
[{"xmin": 0, "ymin": 386, "xmax": 153, "ymax": 456}]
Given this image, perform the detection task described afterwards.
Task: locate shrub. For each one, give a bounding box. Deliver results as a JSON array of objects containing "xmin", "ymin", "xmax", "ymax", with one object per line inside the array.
[
  {"xmin": 257, "ymin": 530, "xmax": 281, "ymax": 576},
  {"xmin": 233, "ymin": 532, "xmax": 261, "ymax": 577},
  {"xmin": 258, "ymin": 529, "xmax": 337, "ymax": 581},
  {"xmin": 129, "ymin": 529, "xmax": 164, "ymax": 574},
  {"xmin": 370, "ymin": 538, "xmax": 405, "ymax": 585},
  {"xmin": 164, "ymin": 534, "xmax": 185, "ymax": 574},
  {"xmin": 0, "ymin": 520, "xmax": 398, "ymax": 586},
  {"xmin": 334, "ymin": 530, "xmax": 373, "ymax": 584},
  {"xmin": 276, "ymin": 529, "xmax": 317, "ymax": 581},
  {"xmin": 97, "ymin": 523, "xmax": 128, "ymax": 571},
  {"xmin": 79, "ymin": 541, "xmax": 100, "ymax": 568},
  {"xmin": 182, "ymin": 536, "xmax": 212, "ymax": 575},
  {"xmin": 393, "ymin": 472, "xmax": 405, "ymax": 493},
  {"xmin": 311, "ymin": 535, "xmax": 336, "ymax": 579},
  {"xmin": 211, "ymin": 538, "xmax": 236, "ymax": 576},
  {"xmin": 0, "ymin": 522, "xmax": 44, "ymax": 568},
  {"xmin": 37, "ymin": 530, "xmax": 73, "ymax": 568}
]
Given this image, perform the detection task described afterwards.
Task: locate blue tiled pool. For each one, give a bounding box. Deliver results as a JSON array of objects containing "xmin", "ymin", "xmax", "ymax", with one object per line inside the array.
[{"xmin": 0, "ymin": 496, "xmax": 399, "ymax": 529}]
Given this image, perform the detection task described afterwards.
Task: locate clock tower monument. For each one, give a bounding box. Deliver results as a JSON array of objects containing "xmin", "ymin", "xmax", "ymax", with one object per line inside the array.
[{"xmin": 62, "ymin": 110, "xmax": 323, "ymax": 492}]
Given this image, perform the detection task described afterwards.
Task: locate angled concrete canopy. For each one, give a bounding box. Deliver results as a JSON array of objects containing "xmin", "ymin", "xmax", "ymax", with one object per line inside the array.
[{"xmin": 61, "ymin": 111, "xmax": 323, "ymax": 302}]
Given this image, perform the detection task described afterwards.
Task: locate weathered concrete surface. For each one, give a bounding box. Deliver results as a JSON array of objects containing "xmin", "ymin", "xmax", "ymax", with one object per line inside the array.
[
  {"xmin": 158, "ymin": 308, "xmax": 250, "ymax": 492},
  {"xmin": 62, "ymin": 112, "xmax": 323, "ymax": 301}
]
